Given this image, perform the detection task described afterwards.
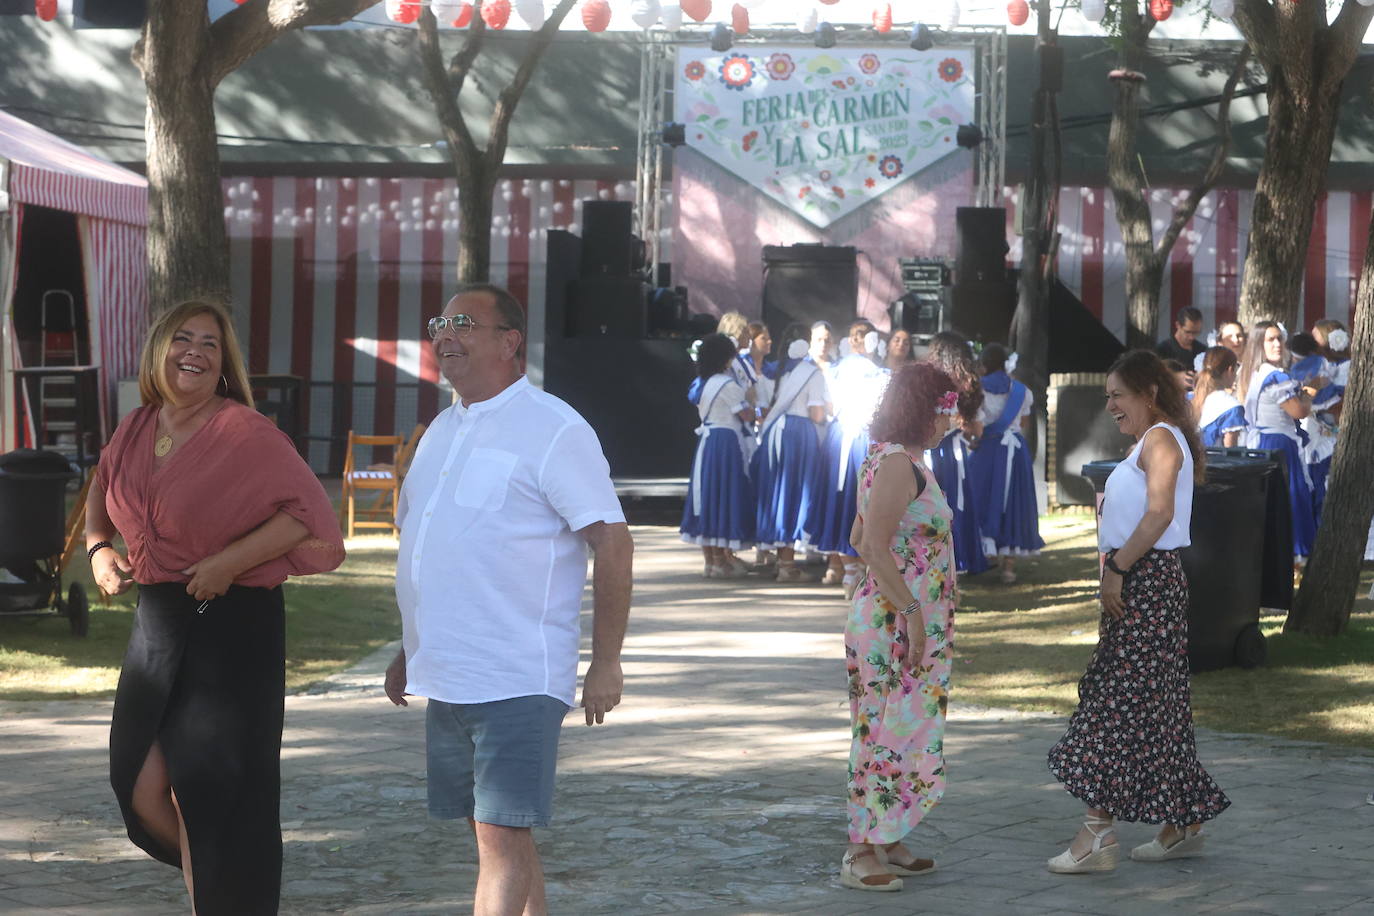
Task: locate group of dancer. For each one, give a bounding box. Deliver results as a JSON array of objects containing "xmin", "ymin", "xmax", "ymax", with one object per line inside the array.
[
  {"xmin": 1180, "ymin": 313, "xmax": 1351, "ymax": 564},
  {"xmin": 679, "ymin": 312, "xmax": 1044, "ymax": 589}
]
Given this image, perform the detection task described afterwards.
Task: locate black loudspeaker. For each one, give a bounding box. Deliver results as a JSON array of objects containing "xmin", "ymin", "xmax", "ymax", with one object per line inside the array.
[
  {"xmin": 1052, "ymin": 385, "xmax": 1134, "ymax": 507},
  {"xmin": 955, "ymin": 207, "xmax": 1009, "ymax": 284},
  {"xmin": 568, "ymin": 275, "xmax": 648, "ymax": 338},
  {"xmin": 544, "ymin": 229, "xmax": 582, "ymax": 340},
  {"xmin": 581, "ymin": 200, "xmax": 634, "ymax": 275},
  {"xmin": 947, "ymin": 280, "xmax": 1016, "ymax": 344},
  {"xmin": 1048, "ymin": 278, "xmax": 1126, "ymax": 372},
  {"xmin": 762, "ymin": 245, "xmax": 858, "ymax": 343}
]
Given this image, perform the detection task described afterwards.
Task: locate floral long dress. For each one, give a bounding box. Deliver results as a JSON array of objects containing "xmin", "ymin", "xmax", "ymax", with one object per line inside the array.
[{"xmin": 846, "ymin": 442, "xmax": 957, "ymax": 845}]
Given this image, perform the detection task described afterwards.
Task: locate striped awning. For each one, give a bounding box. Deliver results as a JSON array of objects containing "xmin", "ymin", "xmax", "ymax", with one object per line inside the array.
[{"xmin": 0, "ymin": 109, "xmax": 146, "ymax": 226}]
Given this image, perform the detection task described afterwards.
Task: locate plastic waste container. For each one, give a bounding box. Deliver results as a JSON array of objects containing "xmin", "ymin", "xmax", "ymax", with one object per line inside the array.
[
  {"xmin": 1081, "ymin": 449, "xmax": 1279, "ymax": 671},
  {"xmin": 0, "ymin": 449, "xmax": 78, "ymax": 565}
]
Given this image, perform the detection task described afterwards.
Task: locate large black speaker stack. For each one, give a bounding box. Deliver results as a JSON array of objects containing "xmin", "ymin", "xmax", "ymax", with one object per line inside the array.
[
  {"xmin": 556, "ymin": 200, "xmax": 652, "ymax": 339},
  {"xmin": 891, "ymin": 259, "xmax": 947, "ymax": 336},
  {"xmin": 947, "ymin": 207, "xmax": 1015, "ymax": 344},
  {"xmin": 761, "ymin": 244, "xmax": 858, "ymax": 342}
]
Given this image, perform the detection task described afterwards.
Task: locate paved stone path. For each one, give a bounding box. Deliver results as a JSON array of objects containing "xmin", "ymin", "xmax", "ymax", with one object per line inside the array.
[{"xmin": 2, "ymin": 527, "xmax": 1372, "ymax": 914}]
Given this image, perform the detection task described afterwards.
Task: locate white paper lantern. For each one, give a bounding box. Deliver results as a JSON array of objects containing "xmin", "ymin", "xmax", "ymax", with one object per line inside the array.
[
  {"xmin": 1081, "ymin": 0, "xmax": 1107, "ymax": 22},
  {"xmin": 515, "ymin": 0, "xmax": 545, "ymax": 29},
  {"xmin": 631, "ymin": 0, "xmax": 661, "ymax": 28},
  {"xmin": 943, "ymin": 0, "xmax": 960, "ymax": 30},
  {"xmin": 432, "ymin": 0, "xmax": 464, "ymax": 23},
  {"xmin": 797, "ymin": 7, "xmax": 818, "ymax": 32},
  {"xmin": 1211, "ymin": 0, "xmax": 1237, "ymax": 13},
  {"xmin": 658, "ymin": 3, "xmax": 683, "ymax": 28}
]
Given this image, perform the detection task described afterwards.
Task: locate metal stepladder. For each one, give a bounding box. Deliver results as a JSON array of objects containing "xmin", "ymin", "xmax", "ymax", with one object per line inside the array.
[{"xmin": 38, "ymin": 290, "xmax": 80, "ymax": 458}]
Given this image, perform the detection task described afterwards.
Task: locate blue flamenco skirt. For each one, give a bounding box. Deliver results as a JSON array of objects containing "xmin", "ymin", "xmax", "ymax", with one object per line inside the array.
[
  {"xmin": 928, "ymin": 431, "xmax": 991, "ymax": 575},
  {"xmin": 1309, "ymin": 455, "xmax": 1332, "ymax": 526},
  {"xmin": 810, "ymin": 421, "xmax": 868, "ymax": 556},
  {"xmin": 1257, "ymin": 432, "xmax": 1317, "ymax": 559},
  {"xmin": 681, "ymin": 427, "xmax": 756, "ymax": 550},
  {"xmin": 967, "ymin": 431, "xmax": 1044, "ymax": 557},
  {"xmin": 753, "ymin": 415, "xmax": 826, "ymax": 550}
]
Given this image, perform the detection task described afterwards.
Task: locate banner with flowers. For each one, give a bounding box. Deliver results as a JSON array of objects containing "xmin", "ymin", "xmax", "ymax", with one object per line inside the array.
[{"xmin": 675, "ymin": 46, "xmax": 974, "ymax": 228}]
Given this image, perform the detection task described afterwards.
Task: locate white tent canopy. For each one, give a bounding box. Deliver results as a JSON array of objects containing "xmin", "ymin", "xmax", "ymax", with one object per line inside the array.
[{"xmin": 0, "ymin": 108, "xmax": 147, "ymax": 453}]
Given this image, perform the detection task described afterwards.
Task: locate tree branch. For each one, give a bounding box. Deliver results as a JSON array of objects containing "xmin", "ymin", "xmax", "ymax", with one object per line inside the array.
[
  {"xmin": 1319, "ymin": 0, "xmax": 1374, "ymax": 97},
  {"xmin": 1157, "ymin": 46, "xmax": 1250, "ymax": 264},
  {"xmin": 484, "ymin": 0, "xmax": 579, "ymax": 173},
  {"xmin": 207, "ymin": 0, "xmax": 380, "ymax": 87},
  {"xmin": 1229, "ymin": 0, "xmax": 1282, "ymax": 77},
  {"xmin": 446, "ymin": 0, "xmax": 490, "ymax": 94},
  {"xmin": 418, "ymin": 7, "xmax": 482, "ymax": 168}
]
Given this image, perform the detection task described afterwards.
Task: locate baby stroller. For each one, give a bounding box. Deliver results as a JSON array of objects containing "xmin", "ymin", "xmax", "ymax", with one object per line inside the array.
[{"xmin": 0, "ymin": 449, "xmax": 89, "ymax": 636}]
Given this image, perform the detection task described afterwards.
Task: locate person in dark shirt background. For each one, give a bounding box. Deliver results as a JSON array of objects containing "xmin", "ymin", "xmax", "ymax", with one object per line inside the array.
[{"xmin": 1155, "ymin": 307, "xmax": 1206, "ymax": 385}]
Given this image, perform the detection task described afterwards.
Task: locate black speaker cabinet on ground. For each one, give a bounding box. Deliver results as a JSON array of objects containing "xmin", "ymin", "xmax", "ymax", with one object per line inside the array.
[
  {"xmin": 762, "ymin": 244, "xmax": 858, "ymax": 342},
  {"xmin": 581, "ymin": 200, "xmax": 634, "ymax": 276},
  {"xmin": 955, "ymin": 207, "xmax": 1009, "ymax": 284},
  {"xmin": 544, "ymin": 229, "xmax": 583, "ymax": 339},
  {"xmin": 947, "ymin": 280, "xmax": 1016, "ymax": 344},
  {"xmin": 568, "ymin": 275, "xmax": 649, "ymax": 338}
]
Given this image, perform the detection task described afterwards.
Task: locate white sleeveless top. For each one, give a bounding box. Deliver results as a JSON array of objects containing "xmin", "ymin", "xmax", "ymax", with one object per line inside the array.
[{"xmin": 1099, "ymin": 422, "xmax": 1193, "ymax": 552}]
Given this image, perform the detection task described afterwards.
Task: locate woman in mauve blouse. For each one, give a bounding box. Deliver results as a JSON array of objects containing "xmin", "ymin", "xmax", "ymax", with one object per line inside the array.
[{"xmin": 86, "ymin": 300, "xmax": 344, "ymax": 916}]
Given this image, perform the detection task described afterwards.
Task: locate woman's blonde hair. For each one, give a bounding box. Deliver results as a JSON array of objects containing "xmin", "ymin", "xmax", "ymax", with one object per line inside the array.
[
  {"xmin": 138, "ymin": 300, "xmax": 254, "ymax": 409},
  {"xmin": 716, "ymin": 311, "xmax": 750, "ymax": 343}
]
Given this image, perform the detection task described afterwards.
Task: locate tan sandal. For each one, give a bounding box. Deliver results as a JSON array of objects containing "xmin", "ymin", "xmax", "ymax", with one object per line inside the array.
[
  {"xmin": 1047, "ymin": 816, "xmax": 1119, "ymax": 874},
  {"xmin": 877, "ymin": 842, "xmax": 936, "ymax": 876},
  {"xmin": 840, "ymin": 848, "xmax": 903, "ymax": 892}
]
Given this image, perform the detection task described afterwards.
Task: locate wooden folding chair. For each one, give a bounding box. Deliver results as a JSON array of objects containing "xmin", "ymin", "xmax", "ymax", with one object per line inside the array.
[{"xmin": 340, "ymin": 432, "xmax": 404, "ymax": 537}]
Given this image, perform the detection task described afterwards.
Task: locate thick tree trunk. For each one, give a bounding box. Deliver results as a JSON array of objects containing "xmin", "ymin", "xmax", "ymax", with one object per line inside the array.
[
  {"xmin": 1286, "ymin": 210, "xmax": 1374, "ymax": 636},
  {"xmin": 1237, "ymin": 71, "xmax": 1342, "ymax": 328},
  {"xmin": 138, "ymin": 1, "xmax": 231, "ymax": 311},
  {"xmin": 457, "ymin": 173, "xmax": 494, "ymax": 284}
]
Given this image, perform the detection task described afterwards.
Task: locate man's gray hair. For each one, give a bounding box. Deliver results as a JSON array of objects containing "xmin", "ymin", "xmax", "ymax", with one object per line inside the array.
[{"xmin": 452, "ymin": 283, "xmax": 526, "ymax": 357}]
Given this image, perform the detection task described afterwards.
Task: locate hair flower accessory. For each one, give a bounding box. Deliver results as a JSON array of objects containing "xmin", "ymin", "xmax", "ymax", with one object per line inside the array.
[
  {"xmin": 1005, "ymin": 351, "xmax": 1020, "ymax": 373},
  {"xmin": 937, "ymin": 390, "xmax": 960, "ymax": 415},
  {"xmin": 787, "ymin": 338, "xmax": 809, "ymax": 360},
  {"xmin": 1328, "ymin": 329, "xmax": 1351, "ymax": 352},
  {"xmin": 687, "ymin": 338, "xmax": 703, "ymax": 362}
]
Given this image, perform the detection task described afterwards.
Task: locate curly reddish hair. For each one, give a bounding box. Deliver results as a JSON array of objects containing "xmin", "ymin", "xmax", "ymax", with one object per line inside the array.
[{"xmin": 868, "ymin": 362, "xmax": 957, "ymax": 447}]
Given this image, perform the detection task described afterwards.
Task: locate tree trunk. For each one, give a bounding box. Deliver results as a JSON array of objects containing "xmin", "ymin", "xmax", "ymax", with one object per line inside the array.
[
  {"xmin": 1237, "ymin": 70, "xmax": 1342, "ymax": 328},
  {"xmin": 138, "ymin": 1, "xmax": 231, "ymax": 311},
  {"xmin": 457, "ymin": 171, "xmax": 494, "ymax": 284},
  {"xmin": 1285, "ymin": 209, "xmax": 1374, "ymax": 636}
]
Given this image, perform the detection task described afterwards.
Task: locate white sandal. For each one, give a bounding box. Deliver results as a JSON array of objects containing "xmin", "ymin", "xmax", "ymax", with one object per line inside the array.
[
  {"xmin": 1047, "ymin": 816, "xmax": 1119, "ymax": 874},
  {"xmin": 839, "ymin": 848, "xmax": 903, "ymax": 892},
  {"xmin": 1131, "ymin": 827, "xmax": 1205, "ymax": 861}
]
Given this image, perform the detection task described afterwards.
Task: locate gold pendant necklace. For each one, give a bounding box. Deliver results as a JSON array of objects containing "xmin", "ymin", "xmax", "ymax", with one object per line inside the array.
[{"xmin": 154, "ymin": 434, "xmax": 173, "ymax": 457}]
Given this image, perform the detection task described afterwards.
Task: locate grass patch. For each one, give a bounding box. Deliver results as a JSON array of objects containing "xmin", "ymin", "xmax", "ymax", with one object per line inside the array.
[
  {"xmin": 0, "ymin": 540, "xmax": 401, "ymax": 700},
  {"xmin": 955, "ymin": 515, "xmax": 1374, "ymax": 748}
]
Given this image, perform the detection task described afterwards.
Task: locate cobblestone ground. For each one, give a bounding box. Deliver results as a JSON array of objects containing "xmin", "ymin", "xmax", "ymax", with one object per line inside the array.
[{"xmin": 2, "ymin": 527, "xmax": 1372, "ymax": 915}]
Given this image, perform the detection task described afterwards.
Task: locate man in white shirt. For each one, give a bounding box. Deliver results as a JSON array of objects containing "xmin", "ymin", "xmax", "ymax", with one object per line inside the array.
[{"xmin": 384, "ymin": 284, "xmax": 633, "ymax": 916}]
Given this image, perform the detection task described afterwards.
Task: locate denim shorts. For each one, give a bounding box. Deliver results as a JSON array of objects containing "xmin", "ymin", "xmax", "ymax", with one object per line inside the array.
[{"xmin": 425, "ymin": 694, "xmax": 570, "ymax": 827}]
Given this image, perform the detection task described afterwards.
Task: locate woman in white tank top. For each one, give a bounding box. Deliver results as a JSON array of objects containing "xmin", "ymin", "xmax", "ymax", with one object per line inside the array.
[{"xmin": 1046, "ymin": 351, "xmax": 1230, "ymax": 875}]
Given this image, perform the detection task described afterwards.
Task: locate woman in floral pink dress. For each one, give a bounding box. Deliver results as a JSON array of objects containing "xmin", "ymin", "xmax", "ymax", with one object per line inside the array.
[{"xmin": 842, "ymin": 363, "xmax": 960, "ymax": 892}]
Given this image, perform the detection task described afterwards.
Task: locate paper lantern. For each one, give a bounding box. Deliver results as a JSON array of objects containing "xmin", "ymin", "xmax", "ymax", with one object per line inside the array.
[
  {"xmin": 943, "ymin": 0, "xmax": 961, "ymax": 29},
  {"xmin": 1211, "ymin": 0, "xmax": 1236, "ymax": 14},
  {"xmin": 873, "ymin": 3, "xmax": 892, "ymax": 32},
  {"xmin": 482, "ymin": 0, "xmax": 512, "ymax": 28},
  {"xmin": 582, "ymin": 0, "xmax": 612, "ymax": 31},
  {"xmin": 680, "ymin": 0, "xmax": 711, "ymax": 23},
  {"xmin": 34, "ymin": 0, "xmax": 57, "ymax": 19},
  {"xmin": 732, "ymin": 3, "xmax": 749, "ymax": 34},
  {"xmin": 432, "ymin": 0, "xmax": 463, "ymax": 22},
  {"xmin": 1149, "ymin": 0, "xmax": 1173, "ymax": 19},
  {"xmin": 385, "ymin": 0, "xmax": 420, "ymax": 24},
  {"xmin": 515, "ymin": 0, "xmax": 545, "ymax": 28},
  {"xmin": 631, "ymin": 0, "xmax": 661, "ymax": 28},
  {"xmin": 1007, "ymin": 0, "xmax": 1030, "ymax": 25},
  {"xmin": 1081, "ymin": 0, "xmax": 1106, "ymax": 22},
  {"xmin": 452, "ymin": 2, "xmax": 474, "ymax": 26},
  {"xmin": 797, "ymin": 8, "xmax": 819, "ymax": 32},
  {"xmin": 660, "ymin": 3, "xmax": 684, "ymax": 28}
]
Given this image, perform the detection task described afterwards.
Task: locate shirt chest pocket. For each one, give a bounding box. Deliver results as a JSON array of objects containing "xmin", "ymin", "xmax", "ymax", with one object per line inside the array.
[{"xmin": 454, "ymin": 448, "xmax": 519, "ymax": 511}]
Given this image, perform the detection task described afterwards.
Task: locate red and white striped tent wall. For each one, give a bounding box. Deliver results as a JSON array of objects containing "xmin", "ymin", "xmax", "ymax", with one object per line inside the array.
[
  {"xmin": 0, "ymin": 109, "xmax": 148, "ymax": 452},
  {"xmin": 1004, "ymin": 185, "xmax": 1364, "ymax": 340},
  {"xmin": 226, "ymin": 173, "xmax": 1363, "ymax": 473}
]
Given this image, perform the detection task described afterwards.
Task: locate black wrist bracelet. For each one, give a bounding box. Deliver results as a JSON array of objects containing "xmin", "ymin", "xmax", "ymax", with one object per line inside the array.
[
  {"xmin": 87, "ymin": 541, "xmax": 113, "ymax": 562},
  {"xmin": 1104, "ymin": 554, "xmax": 1131, "ymax": 577}
]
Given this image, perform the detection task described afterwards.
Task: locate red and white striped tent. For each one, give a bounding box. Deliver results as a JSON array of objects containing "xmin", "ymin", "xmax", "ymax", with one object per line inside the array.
[{"xmin": 0, "ymin": 108, "xmax": 147, "ymax": 452}]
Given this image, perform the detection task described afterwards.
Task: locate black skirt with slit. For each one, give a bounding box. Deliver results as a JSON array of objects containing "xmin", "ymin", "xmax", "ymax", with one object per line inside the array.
[{"xmin": 109, "ymin": 582, "xmax": 286, "ymax": 915}]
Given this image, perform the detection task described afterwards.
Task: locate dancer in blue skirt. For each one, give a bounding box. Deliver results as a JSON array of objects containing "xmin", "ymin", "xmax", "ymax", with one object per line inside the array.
[
  {"xmin": 1191, "ymin": 347, "xmax": 1245, "ymax": 447},
  {"xmin": 681, "ymin": 334, "xmax": 757, "ymax": 578},
  {"xmin": 1238, "ymin": 321, "xmax": 1321, "ymax": 562},
  {"xmin": 754, "ymin": 336, "xmax": 830, "ymax": 582},
  {"xmin": 923, "ymin": 332, "xmax": 991, "ymax": 576},
  {"xmin": 813, "ymin": 321, "xmax": 889, "ymax": 594},
  {"xmin": 968, "ymin": 343, "xmax": 1044, "ymax": 583}
]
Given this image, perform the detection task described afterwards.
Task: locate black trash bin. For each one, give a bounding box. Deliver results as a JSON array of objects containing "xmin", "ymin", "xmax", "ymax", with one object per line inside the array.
[
  {"xmin": 0, "ymin": 449, "xmax": 88, "ymax": 635},
  {"xmin": 1081, "ymin": 450, "xmax": 1280, "ymax": 672}
]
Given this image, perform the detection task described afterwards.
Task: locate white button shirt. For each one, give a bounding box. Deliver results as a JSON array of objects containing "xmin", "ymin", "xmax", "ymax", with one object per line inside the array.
[{"xmin": 396, "ymin": 376, "xmax": 625, "ymax": 706}]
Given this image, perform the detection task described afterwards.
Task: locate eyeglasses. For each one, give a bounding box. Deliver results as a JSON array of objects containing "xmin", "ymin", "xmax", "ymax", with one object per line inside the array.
[{"xmin": 427, "ymin": 314, "xmax": 515, "ymax": 339}]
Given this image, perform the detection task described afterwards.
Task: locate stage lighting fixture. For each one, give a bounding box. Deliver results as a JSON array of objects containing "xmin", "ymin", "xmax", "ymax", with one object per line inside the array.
[
  {"xmin": 910, "ymin": 23, "xmax": 933, "ymax": 51},
  {"xmin": 815, "ymin": 21, "xmax": 837, "ymax": 48},
  {"xmin": 955, "ymin": 124, "xmax": 983, "ymax": 148},
  {"xmin": 710, "ymin": 22, "xmax": 733, "ymax": 52},
  {"xmin": 661, "ymin": 123, "xmax": 687, "ymax": 147}
]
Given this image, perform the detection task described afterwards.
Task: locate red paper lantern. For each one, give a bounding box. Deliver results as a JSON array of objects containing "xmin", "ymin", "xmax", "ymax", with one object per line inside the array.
[
  {"xmin": 1007, "ymin": 0, "xmax": 1030, "ymax": 25},
  {"xmin": 582, "ymin": 0, "xmax": 611, "ymax": 31},
  {"xmin": 34, "ymin": 0, "xmax": 56, "ymax": 19},
  {"xmin": 385, "ymin": 0, "xmax": 421, "ymax": 24},
  {"xmin": 1149, "ymin": 0, "xmax": 1173, "ymax": 19},
  {"xmin": 732, "ymin": 3, "xmax": 749, "ymax": 34},
  {"xmin": 680, "ymin": 0, "xmax": 711, "ymax": 23},
  {"xmin": 872, "ymin": 3, "xmax": 892, "ymax": 32},
  {"xmin": 482, "ymin": 0, "xmax": 512, "ymax": 28},
  {"xmin": 453, "ymin": 2, "xmax": 474, "ymax": 26}
]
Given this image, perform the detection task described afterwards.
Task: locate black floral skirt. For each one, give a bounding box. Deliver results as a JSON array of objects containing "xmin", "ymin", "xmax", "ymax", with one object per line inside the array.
[{"xmin": 1047, "ymin": 549, "xmax": 1231, "ymax": 825}]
